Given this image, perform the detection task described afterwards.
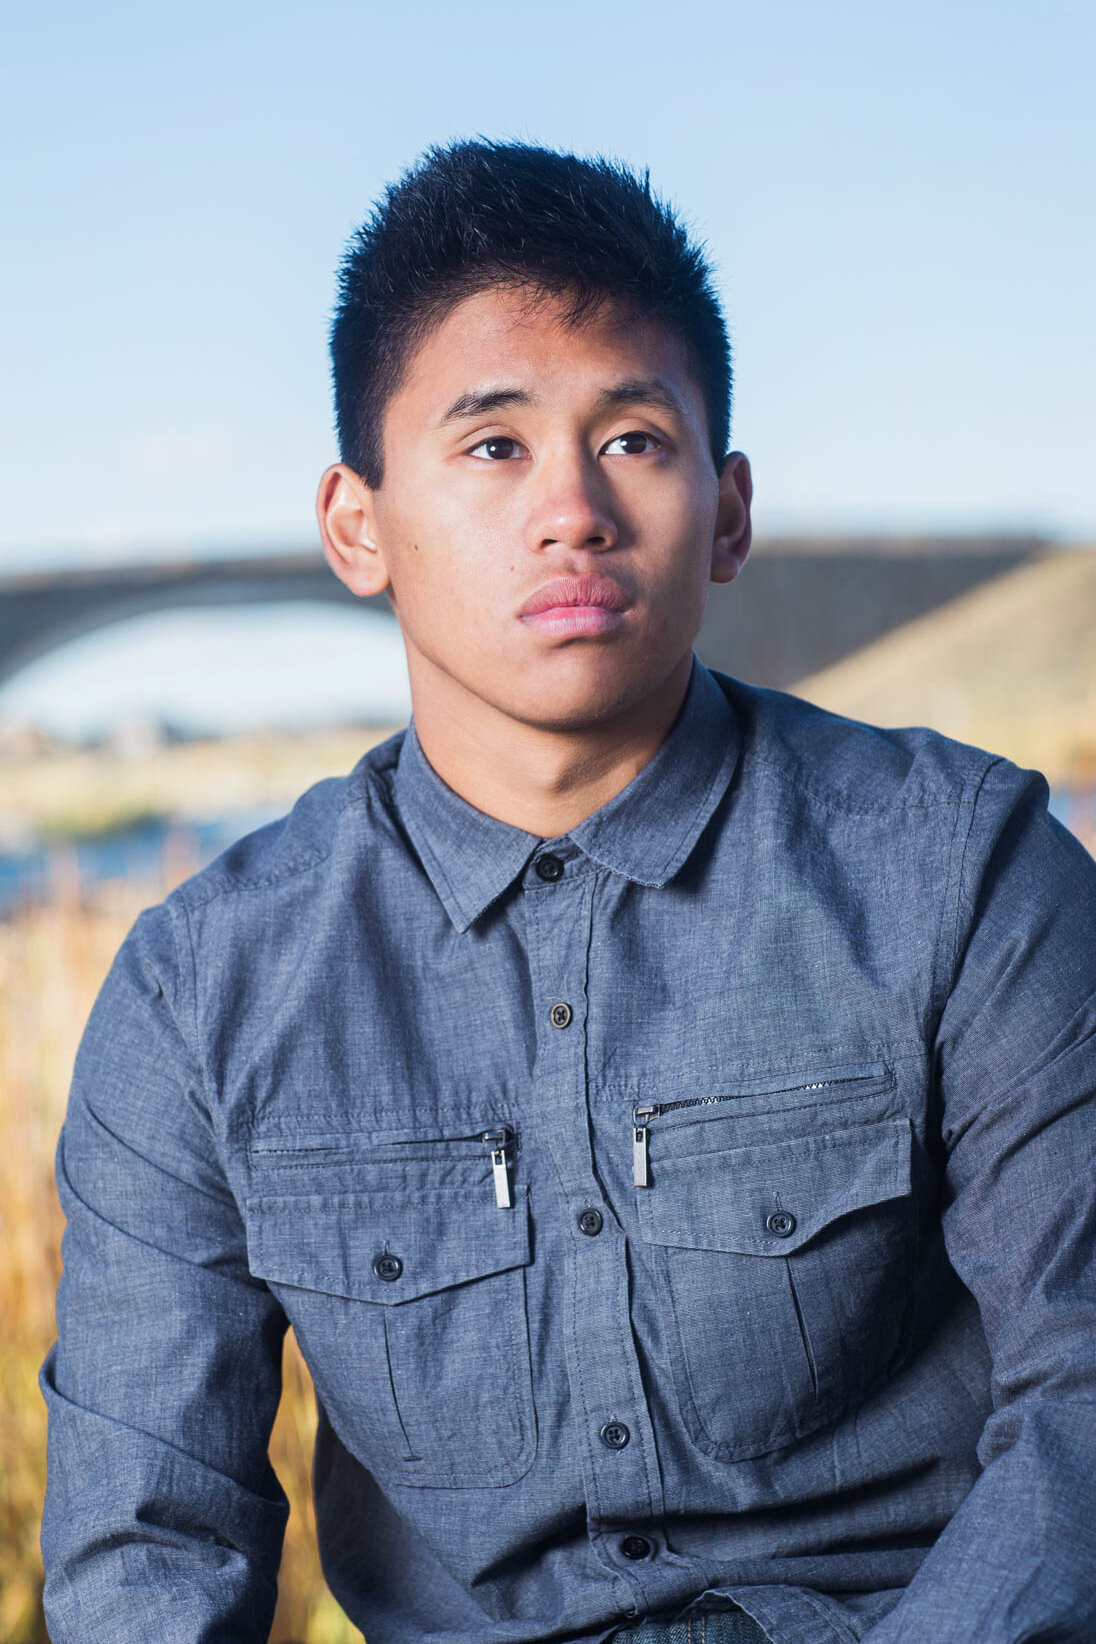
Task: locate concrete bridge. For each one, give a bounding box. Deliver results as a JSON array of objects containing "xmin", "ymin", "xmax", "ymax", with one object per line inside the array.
[{"xmin": 0, "ymin": 535, "xmax": 1049, "ymax": 697}]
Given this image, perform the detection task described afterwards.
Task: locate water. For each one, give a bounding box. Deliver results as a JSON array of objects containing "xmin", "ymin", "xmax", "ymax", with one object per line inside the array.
[{"xmin": 0, "ymin": 804, "xmax": 285, "ymax": 914}]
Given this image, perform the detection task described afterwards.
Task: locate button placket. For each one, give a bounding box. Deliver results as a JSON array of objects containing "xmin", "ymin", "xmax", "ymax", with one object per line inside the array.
[{"xmin": 524, "ymin": 868, "xmax": 670, "ymax": 1607}]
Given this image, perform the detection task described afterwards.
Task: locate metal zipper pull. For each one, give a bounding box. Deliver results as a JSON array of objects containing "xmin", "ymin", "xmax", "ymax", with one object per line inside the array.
[
  {"xmin": 482, "ymin": 1128, "xmax": 513, "ymax": 1208},
  {"xmin": 632, "ymin": 1105, "xmax": 658, "ymax": 1187}
]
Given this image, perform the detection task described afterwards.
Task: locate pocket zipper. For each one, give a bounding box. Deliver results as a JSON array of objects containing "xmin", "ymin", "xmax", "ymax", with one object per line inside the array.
[
  {"xmin": 631, "ymin": 1077, "xmax": 879, "ymax": 1187},
  {"xmin": 482, "ymin": 1128, "xmax": 514, "ymax": 1208},
  {"xmin": 384, "ymin": 1125, "xmax": 515, "ymax": 1208}
]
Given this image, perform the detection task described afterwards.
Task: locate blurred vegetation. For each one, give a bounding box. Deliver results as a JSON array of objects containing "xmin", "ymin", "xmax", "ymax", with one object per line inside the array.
[{"xmin": 0, "ymin": 730, "xmax": 398, "ymax": 1644}]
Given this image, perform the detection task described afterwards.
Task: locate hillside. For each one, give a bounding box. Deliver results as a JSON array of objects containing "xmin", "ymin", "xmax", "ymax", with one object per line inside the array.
[{"xmin": 791, "ymin": 548, "xmax": 1096, "ymax": 785}]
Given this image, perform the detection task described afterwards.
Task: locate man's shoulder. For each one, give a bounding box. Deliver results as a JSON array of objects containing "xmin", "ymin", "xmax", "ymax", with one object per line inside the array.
[
  {"xmin": 709, "ymin": 667, "xmax": 1013, "ymax": 815},
  {"xmin": 163, "ymin": 724, "xmax": 408, "ymax": 916}
]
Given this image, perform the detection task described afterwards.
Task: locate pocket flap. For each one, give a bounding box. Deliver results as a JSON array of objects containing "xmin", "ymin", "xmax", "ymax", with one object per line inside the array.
[
  {"xmin": 247, "ymin": 1184, "xmax": 530, "ymax": 1302},
  {"xmin": 637, "ymin": 1120, "xmax": 911, "ymax": 1255}
]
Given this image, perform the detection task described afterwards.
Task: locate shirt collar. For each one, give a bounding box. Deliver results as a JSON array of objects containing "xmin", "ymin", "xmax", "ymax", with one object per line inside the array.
[{"xmin": 392, "ymin": 652, "xmax": 740, "ymax": 933}]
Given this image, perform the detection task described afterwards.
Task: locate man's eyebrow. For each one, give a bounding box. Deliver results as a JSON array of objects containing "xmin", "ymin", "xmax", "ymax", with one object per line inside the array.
[
  {"xmin": 437, "ymin": 386, "xmax": 535, "ymax": 426},
  {"xmin": 436, "ymin": 376, "xmax": 687, "ymax": 429},
  {"xmin": 594, "ymin": 377, "xmax": 686, "ymax": 417}
]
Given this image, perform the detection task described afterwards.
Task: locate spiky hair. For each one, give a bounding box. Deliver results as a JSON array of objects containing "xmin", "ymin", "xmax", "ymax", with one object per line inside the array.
[{"xmin": 329, "ymin": 138, "xmax": 732, "ymax": 484}]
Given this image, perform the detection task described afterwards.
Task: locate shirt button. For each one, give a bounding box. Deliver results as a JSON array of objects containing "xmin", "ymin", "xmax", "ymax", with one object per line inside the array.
[
  {"xmin": 766, "ymin": 1211, "xmax": 796, "ymax": 1237},
  {"xmin": 534, "ymin": 852, "xmax": 564, "ymax": 881},
  {"xmin": 600, "ymin": 1420, "xmax": 630, "ymax": 1449},
  {"xmin": 373, "ymin": 1253, "xmax": 403, "ymax": 1281},
  {"xmin": 620, "ymin": 1535, "xmax": 653, "ymax": 1560},
  {"xmin": 549, "ymin": 1002, "xmax": 573, "ymax": 1029},
  {"xmin": 577, "ymin": 1207, "xmax": 604, "ymax": 1237}
]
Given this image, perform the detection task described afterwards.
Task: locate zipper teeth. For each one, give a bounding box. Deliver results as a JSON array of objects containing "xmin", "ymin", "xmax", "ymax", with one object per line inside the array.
[
  {"xmin": 254, "ymin": 1124, "xmax": 513, "ymax": 1155},
  {"xmin": 638, "ymin": 1075, "xmax": 875, "ymax": 1120},
  {"xmin": 390, "ymin": 1126, "xmax": 512, "ymax": 1144}
]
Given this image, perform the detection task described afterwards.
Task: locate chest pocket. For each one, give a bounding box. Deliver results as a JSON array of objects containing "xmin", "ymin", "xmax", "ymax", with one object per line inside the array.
[
  {"xmin": 246, "ymin": 1176, "xmax": 537, "ymax": 1489},
  {"xmin": 637, "ymin": 1106, "xmax": 917, "ymax": 1461}
]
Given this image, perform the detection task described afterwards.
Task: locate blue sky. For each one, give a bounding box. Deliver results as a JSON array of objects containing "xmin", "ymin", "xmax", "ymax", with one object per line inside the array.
[
  {"xmin": 1, "ymin": 1, "xmax": 1093, "ymax": 734},
  {"xmin": 3, "ymin": 0, "xmax": 1094, "ymax": 568}
]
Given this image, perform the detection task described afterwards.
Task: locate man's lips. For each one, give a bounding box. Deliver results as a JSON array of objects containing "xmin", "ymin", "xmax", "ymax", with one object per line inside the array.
[{"xmin": 518, "ymin": 574, "xmax": 630, "ymax": 619}]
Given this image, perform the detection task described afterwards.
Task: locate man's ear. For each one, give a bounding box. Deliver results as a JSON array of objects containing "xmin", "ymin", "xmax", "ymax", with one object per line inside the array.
[
  {"xmin": 315, "ymin": 463, "xmax": 392, "ymax": 599},
  {"xmin": 710, "ymin": 450, "xmax": 753, "ymax": 585}
]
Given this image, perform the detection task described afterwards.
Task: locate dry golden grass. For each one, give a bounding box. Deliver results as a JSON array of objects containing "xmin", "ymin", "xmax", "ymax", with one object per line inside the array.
[{"xmin": 0, "ymin": 845, "xmax": 362, "ymax": 1644}]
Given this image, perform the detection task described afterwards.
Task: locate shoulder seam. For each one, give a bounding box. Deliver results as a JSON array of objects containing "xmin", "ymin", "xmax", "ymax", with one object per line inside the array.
[
  {"xmin": 175, "ymin": 773, "xmax": 361, "ymax": 911},
  {"xmin": 165, "ymin": 894, "xmax": 218, "ymax": 1114},
  {"xmin": 936, "ymin": 755, "xmax": 1004, "ymax": 1018},
  {"xmin": 716, "ymin": 673, "xmax": 990, "ymax": 816},
  {"xmin": 744, "ymin": 742, "xmax": 984, "ymax": 817}
]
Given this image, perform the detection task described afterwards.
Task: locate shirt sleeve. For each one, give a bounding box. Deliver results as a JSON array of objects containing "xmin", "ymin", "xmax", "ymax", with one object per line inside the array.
[
  {"xmin": 39, "ymin": 897, "xmax": 290, "ymax": 1643},
  {"xmin": 863, "ymin": 760, "xmax": 1096, "ymax": 1644}
]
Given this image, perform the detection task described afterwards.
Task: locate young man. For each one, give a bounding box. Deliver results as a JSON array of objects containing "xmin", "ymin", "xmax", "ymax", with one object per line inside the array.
[{"xmin": 41, "ymin": 141, "xmax": 1096, "ymax": 1644}]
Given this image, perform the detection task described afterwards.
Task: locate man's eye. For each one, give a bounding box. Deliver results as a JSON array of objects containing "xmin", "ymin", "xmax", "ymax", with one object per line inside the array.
[
  {"xmin": 602, "ymin": 431, "xmax": 660, "ymax": 456},
  {"xmin": 468, "ymin": 436, "xmax": 525, "ymax": 461}
]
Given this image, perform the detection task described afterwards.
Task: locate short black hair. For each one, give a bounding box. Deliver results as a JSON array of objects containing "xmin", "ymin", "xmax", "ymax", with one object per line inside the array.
[{"xmin": 329, "ymin": 138, "xmax": 732, "ymax": 486}]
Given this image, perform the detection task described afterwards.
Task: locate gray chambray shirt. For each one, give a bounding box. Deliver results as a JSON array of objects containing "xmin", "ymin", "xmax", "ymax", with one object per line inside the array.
[{"xmin": 41, "ymin": 653, "xmax": 1096, "ymax": 1644}]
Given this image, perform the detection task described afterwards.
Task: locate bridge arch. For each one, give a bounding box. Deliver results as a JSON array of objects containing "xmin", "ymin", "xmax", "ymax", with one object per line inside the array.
[
  {"xmin": 0, "ymin": 539, "xmax": 1045, "ymax": 696},
  {"xmin": 0, "ymin": 553, "xmax": 391, "ymax": 692}
]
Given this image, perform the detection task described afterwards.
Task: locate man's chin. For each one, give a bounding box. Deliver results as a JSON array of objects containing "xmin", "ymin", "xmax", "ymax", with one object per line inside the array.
[
  {"xmin": 405, "ymin": 633, "xmax": 691, "ymax": 735},
  {"xmin": 499, "ymin": 661, "xmax": 688, "ymax": 738}
]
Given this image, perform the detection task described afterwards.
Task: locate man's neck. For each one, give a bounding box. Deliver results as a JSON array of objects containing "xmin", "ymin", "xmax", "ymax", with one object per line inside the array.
[{"xmin": 407, "ymin": 651, "xmax": 695, "ymax": 838}]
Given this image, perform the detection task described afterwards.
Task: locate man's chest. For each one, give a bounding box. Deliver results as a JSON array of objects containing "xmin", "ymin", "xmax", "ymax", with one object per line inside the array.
[{"xmin": 203, "ymin": 800, "xmax": 952, "ymax": 1497}]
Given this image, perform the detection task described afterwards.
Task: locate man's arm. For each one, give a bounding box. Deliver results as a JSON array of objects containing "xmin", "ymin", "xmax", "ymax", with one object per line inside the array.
[
  {"xmin": 863, "ymin": 762, "xmax": 1096, "ymax": 1643},
  {"xmin": 40, "ymin": 898, "xmax": 290, "ymax": 1643}
]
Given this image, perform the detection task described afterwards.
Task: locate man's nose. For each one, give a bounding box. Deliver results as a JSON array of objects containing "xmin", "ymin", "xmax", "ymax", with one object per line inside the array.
[{"xmin": 524, "ymin": 450, "xmax": 618, "ymax": 554}]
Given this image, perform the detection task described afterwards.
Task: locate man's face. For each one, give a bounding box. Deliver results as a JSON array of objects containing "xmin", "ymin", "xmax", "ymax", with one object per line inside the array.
[{"xmin": 320, "ymin": 284, "xmax": 751, "ymax": 734}]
